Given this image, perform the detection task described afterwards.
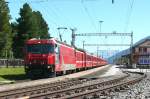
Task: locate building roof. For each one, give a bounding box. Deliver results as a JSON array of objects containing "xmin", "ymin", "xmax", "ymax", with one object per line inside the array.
[
  {"xmin": 133, "ymin": 36, "xmax": 150, "ymax": 47},
  {"xmin": 119, "ymin": 35, "xmax": 150, "ymax": 56},
  {"xmin": 107, "ymin": 36, "xmax": 150, "ymax": 63}
]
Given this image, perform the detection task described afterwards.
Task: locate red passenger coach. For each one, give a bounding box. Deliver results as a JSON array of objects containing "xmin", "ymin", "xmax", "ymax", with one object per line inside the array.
[
  {"xmin": 24, "ymin": 38, "xmax": 108, "ymax": 78},
  {"xmin": 56, "ymin": 42, "xmax": 76, "ymax": 74}
]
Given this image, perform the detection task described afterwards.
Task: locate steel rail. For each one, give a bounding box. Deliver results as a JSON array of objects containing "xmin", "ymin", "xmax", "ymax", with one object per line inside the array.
[
  {"xmin": 29, "ymin": 72, "xmax": 145, "ymax": 99},
  {"xmin": 0, "ymin": 72, "xmax": 145, "ymax": 99},
  {"xmin": 29, "ymin": 74, "xmax": 129, "ymax": 98},
  {"xmin": 0, "ymin": 78, "xmax": 88, "ymax": 98},
  {"xmin": 61, "ymin": 72, "xmax": 146, "ymax": 99}
]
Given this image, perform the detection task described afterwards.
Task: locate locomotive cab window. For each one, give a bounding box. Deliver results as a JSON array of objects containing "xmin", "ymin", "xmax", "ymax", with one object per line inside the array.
[{"xmin": 27, "ymin": 44, "xmax": 54, "ymax": 54}]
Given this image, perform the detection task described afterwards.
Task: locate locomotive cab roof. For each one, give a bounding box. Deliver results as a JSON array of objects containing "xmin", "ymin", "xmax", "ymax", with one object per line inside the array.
[{"xmin": 26, "ymin": 37, "xmax": 92, "ymax": 55}]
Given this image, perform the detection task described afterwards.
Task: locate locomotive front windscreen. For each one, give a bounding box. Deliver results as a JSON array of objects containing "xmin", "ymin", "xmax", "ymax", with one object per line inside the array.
[{"xmin": 27, "ymin": 44, "xmax": 54, "ymax": 54}]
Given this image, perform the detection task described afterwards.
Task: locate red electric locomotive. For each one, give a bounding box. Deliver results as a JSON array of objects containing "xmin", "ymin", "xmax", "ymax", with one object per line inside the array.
[{"xmin": 24, "ymin": 38, "xmax": 107, "ymax": 78}]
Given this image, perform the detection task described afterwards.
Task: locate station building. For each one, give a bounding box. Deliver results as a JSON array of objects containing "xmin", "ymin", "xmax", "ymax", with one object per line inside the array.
[
  {"xmin": 132, "ymin": 36, "xmax": 150, "ymax": 67},
  {"xmin": 110, "ymin": 36, "xmax": 150, "ymax": 68}
]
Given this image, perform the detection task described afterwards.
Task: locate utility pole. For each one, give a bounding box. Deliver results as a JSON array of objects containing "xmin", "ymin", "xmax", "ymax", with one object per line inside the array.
[
  {"xmin": 57, "ymin": 27, "xmax": 67, "ymax": 42},
  {"xmin": 71, "ymin": 28, "xmax": 77, "ymax": 47}
]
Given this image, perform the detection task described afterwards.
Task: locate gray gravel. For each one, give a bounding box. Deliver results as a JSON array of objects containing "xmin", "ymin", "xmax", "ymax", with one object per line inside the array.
[
  {"xmin": 95, "ymin": 69, "xmax": 150, "ymax": 99},
  {"xmin": 113, "ymin": 72, "xmax": 150, "ymax": 99}
]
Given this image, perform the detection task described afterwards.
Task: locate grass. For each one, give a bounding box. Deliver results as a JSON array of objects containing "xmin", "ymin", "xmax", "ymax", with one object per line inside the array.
[{"xmin": 0, "ymin": 67, "xmax": 28, "ymax": 82}]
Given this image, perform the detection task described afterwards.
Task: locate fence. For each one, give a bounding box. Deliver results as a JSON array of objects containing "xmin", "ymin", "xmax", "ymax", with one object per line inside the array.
[{"xmin": 0, "ymin": 59, "xmax": 24, "ymax": 67}]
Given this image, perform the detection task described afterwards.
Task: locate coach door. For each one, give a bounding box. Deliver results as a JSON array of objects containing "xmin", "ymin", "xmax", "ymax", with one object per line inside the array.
[{"xmin": 55, "ymin": 44, "xmax": 60, "ymax": 64}]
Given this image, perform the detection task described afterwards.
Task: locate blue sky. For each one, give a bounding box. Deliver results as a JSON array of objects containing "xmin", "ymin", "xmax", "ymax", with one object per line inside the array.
[{"xmin": 7, "ymin": 0, "xmax": 150, "ymax": 56}]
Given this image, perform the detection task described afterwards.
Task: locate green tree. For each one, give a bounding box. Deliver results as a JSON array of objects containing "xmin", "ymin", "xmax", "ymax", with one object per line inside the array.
[
  {"xmin": 33, "ymin": 11, "xmax": 49, "ymax": 39},
  {"xmin": 0, "ymin": 0, "xmax": 12, "ymax": 58},
  {"xmin": 11, "ymin": 22, "xmax": 18, "ymax": 58},
  {"xmin": 13, "ymin": 3, "xmax": 50, "ymax": 58},
  {"xmin": 13, "ymin": 3, "xmax": 35, "ymax": 58}
]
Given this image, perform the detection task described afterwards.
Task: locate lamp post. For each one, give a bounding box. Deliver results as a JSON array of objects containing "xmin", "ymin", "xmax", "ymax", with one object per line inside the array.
[
  {"xmin": 99, "ymin": 20, "xmax": 103, "ymax": 58},
  {"xmin": 99, "ymin": 20, "xmax": 104, "ymax": 33}
]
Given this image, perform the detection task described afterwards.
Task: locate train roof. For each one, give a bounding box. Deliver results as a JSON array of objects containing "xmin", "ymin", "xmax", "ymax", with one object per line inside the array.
[
  {"xmin": 26, "ymin": 37, "xmax": 98, "ymax": 56},
  {"xmin": 74, "ymin": 46, "xmax": 86, "ymax": 52},
  {"xmin": 26, "ymin": 38, "xmax": 76, "ymax": 49},
  {"xmin": 55, "ymin": 39, "xmax": 74, "ymax": 48}
]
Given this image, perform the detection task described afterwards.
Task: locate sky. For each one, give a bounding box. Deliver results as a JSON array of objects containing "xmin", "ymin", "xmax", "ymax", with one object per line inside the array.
[{"xmin": 7, "ymin": 0, "xmax": 150, "ymax": 56}]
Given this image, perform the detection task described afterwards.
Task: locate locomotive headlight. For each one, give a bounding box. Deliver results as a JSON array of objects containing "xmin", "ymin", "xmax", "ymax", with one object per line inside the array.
[{"xmin": 48, "ymin": 66, "xmax": 51, "ymax": 68}]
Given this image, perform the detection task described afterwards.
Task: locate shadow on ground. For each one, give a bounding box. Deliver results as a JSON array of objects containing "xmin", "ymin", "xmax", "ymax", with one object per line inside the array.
[{"xmin": 0, "ymin": 74, "xmax": 29, "ymax": 80}]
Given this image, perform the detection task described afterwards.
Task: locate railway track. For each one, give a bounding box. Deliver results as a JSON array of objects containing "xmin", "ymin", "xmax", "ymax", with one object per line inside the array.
[
  {"xmin": 0, "ymin": 78, "xmax": 91, "ymax": 99},
  {"xmin": 61, "ymin": 72, "xmax": 146, "ymax": 99},
  {"xmin": 0, "ymin": 72, "xmax": 145, "ymax": 99}
]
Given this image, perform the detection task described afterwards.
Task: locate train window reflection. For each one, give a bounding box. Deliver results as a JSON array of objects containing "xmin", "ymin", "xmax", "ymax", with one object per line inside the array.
[{"xmin": 27, "ymin": 44, "xmax": 54, "ymax": 54}]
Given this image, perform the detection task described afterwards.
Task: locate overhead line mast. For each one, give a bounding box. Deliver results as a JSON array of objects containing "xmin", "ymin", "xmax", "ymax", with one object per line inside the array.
[
  {"xmin": 71, "ymin": 28, "xmax": 77, "ymax": 47},
  {"xmin": 72, "ymin": 32, "xmax": 133, "ymax": 65},
  {"xmin": 75, "ymin": 33, "xmax": 132, "ymax": 36},
  {"xmin": 84, "ymin": 44, "xmax": 131, "ymax": 46}
]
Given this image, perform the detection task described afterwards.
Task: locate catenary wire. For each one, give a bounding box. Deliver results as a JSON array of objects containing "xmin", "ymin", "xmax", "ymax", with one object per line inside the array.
[{"xmin": 124, "ymin": 0, "xmax": 135, "ymax": 32}]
